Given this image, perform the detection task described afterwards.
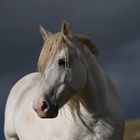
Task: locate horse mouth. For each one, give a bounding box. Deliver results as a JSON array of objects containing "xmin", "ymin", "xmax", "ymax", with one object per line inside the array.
[{"xmin": 41, "ymin": 110, "xmax": 58, "ymax": 119}]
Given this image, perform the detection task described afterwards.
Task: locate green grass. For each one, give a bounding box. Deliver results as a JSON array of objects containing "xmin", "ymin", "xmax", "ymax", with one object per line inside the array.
[{"xmin": 124, "ymin": 119, "xmax": 140, "ymax": 140}]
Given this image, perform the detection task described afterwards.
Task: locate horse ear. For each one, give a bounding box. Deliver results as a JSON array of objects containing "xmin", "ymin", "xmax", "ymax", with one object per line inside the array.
[
  {"xmin": 61, "ymin": 20, "xmax": 72, "ymax": 41},
  {"xmin": 75, "ymin": 34, "xmax": 99, "ymax": 56},
  {"xmin": 39, "ymin": 25, "xmax": 51, "ymax": 41}
]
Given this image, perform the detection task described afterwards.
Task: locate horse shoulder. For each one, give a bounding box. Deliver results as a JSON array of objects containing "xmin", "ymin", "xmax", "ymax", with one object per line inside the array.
[{"xmin": 4, "ymin": 72, "xmax": 40, "ymax": 139}]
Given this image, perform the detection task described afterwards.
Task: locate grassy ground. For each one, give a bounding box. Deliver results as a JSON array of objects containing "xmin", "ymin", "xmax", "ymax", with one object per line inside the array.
[{"xmin": 124, "ymin": 119, "xmax": 140, "ymax": 140}]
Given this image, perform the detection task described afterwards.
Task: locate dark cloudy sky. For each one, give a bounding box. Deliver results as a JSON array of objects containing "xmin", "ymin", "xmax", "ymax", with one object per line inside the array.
[{"xmin": 0, "ymin": 0, "xmax": 140, "ymax": 139}]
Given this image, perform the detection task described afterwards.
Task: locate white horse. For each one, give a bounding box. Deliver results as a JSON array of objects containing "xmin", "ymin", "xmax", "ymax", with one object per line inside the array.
[{"xmin": 4, "ymin": 21, "xmax": 124, "ymax": 140}]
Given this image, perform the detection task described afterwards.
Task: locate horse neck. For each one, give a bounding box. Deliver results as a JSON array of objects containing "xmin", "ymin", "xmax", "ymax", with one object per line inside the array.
[{"xmin": 80, "ymin": 47, "xmax": 107, "ymax": 117}]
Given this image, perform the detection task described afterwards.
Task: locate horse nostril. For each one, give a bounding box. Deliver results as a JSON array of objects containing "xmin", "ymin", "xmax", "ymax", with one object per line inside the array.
[{"xmin": 41, "ymin": 101, "xmax": 49, "ymax": 112}]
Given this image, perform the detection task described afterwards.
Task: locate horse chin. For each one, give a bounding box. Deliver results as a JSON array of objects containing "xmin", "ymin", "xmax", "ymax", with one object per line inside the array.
[{"xmin": 36, "ymin": 109, "xmax": 59, "ymax": 119}]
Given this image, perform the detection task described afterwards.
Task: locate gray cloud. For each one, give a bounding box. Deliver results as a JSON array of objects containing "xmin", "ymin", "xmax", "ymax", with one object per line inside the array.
[
  {"xmin": 105, "ymin": 38, "xmax": 140, "ymax": 88},
  {"xmin": 101, "ymin": 38, "xmax": 140, "ymax": 118}
]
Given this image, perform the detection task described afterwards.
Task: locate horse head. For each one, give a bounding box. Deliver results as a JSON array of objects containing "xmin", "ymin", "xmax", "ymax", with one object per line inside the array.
[{"xmin": 33, "ymin": 21, "xmax": 98, "ymax": 118}]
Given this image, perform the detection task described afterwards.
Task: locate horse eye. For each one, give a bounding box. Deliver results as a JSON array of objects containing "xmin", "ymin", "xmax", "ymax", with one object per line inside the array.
[{"xmin": 58, "ymin": 58, "xmax": 66, "ymax": 66}]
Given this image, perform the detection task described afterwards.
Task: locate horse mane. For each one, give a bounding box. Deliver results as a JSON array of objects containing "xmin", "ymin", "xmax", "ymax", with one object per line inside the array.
[
  {"xmin": 38, "ymin": 32, "xmax": 99, "ymax": 73},
  {"xmin": 37, "ymin": 31, "xmax": 98, "ymax": 129},
  {"xmin": 38, "ymin": 32, "xmax": 65, "ymax": 72}
]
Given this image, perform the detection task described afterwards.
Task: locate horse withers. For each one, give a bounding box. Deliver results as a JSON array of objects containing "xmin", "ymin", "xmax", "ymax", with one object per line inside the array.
[{"xmin": 4, "ymin": 21, "xmax": 124, "ymax": 140}]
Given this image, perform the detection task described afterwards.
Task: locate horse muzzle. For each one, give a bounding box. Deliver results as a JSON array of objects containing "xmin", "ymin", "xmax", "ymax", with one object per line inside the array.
[{"xmin": 33, "ymin": 97, "xmax": 58, "ymax": 119}]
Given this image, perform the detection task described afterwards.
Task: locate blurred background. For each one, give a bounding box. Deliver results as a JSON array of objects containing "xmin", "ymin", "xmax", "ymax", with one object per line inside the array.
[{"xmin": 0, "ymin": 0, "xmax": 140, "ymax": 139}]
